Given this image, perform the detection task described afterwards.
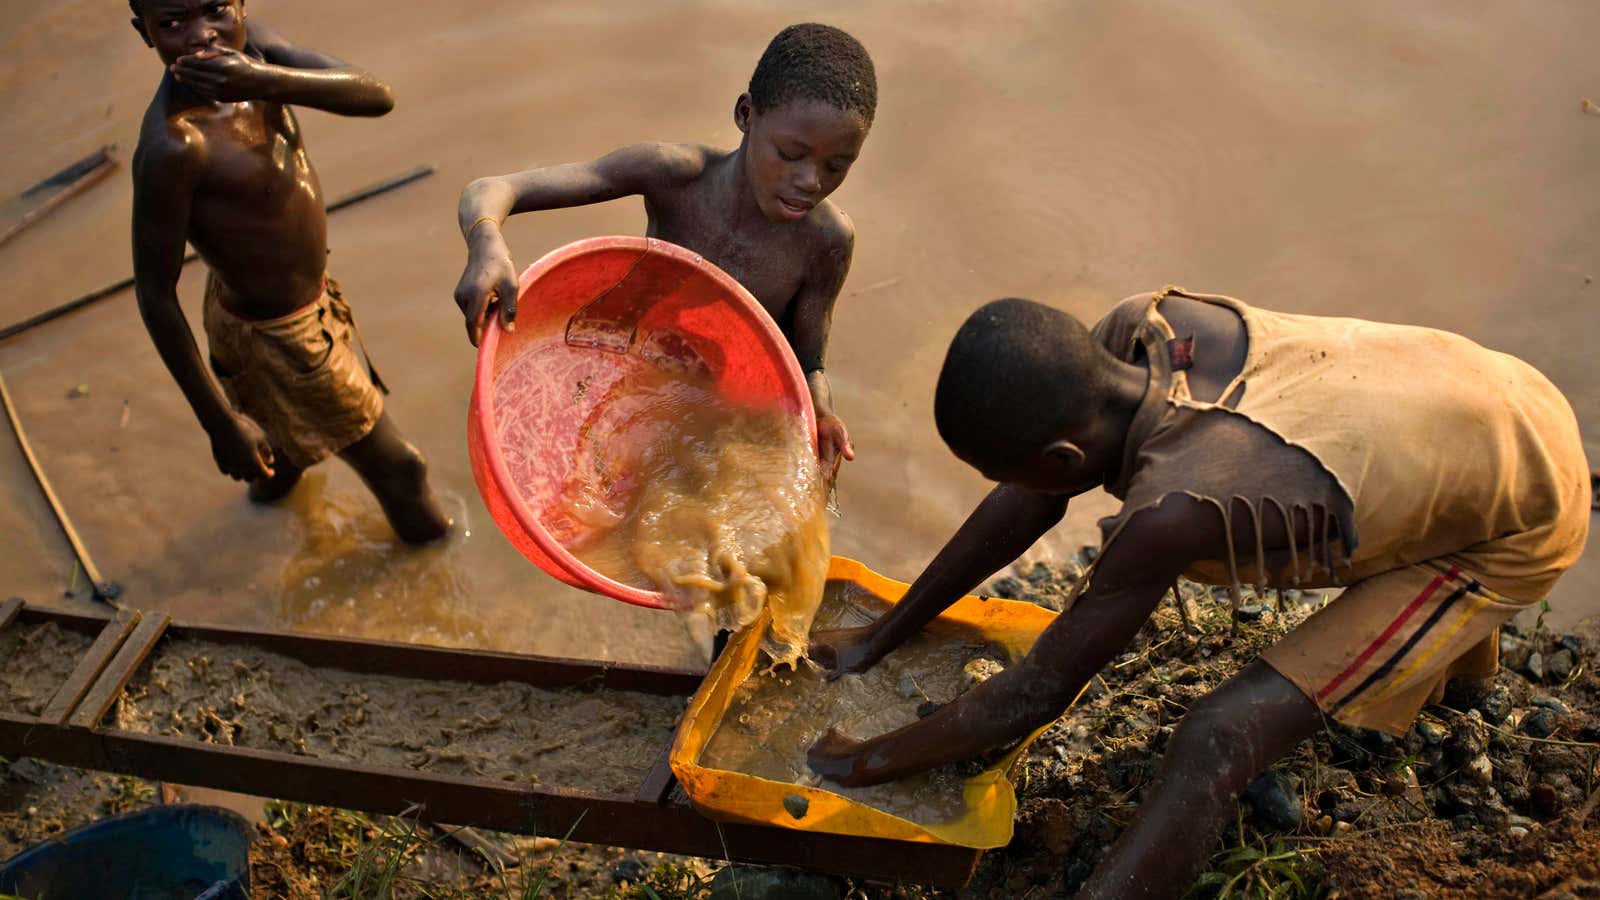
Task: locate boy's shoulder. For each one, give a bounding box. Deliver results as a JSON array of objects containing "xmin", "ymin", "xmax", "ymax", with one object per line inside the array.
[{"xmin": 132, "ymin": 86, "xmax": 207, "ymax": 183}]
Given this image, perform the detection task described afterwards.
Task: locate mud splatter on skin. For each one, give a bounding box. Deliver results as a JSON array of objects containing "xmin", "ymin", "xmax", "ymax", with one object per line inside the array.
[
  {"xmin": 111, "ymin": 639, "xmax": 685, "ymax": 796},
  {"xmin": 0, "ymin": 623, "xmax": 91, "ymax": 717},
  {"xmin": 702, "ymin": 581, "xmax": 1007, "ymax": 825}
]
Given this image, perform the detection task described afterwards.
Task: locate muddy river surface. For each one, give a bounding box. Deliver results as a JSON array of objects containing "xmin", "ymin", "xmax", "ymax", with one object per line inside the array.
[{"xmin": 1, "ymin": 1, "xmax": 1595, "ymax": 665}]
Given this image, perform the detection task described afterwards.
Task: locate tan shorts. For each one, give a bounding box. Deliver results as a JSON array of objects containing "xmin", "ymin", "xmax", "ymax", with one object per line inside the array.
[
  {"xmin": 203, "ymin": 274, "xmax": 384, "ymax": 469},
  {"xmin": 1262, "ymin": 562, "xmax": 1532, "ymax": 735}
]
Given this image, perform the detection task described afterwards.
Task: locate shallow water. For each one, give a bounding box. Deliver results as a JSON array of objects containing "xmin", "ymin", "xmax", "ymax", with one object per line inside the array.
[
  {"xmin": 701, "ymin": 581, "xmax": 1007, "ymax": 825},
  {"xmin": 0, "ymin": 1, "xmax": 1595, "ymax": 660}
]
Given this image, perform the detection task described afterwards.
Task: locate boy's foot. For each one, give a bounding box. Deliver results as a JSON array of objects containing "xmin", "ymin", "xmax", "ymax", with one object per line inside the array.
[
  {"xmin": 248, "ymin": 462, "xmax": 303, "ymax": 504},
  {"xmin": 340, "ymin": 413, "xmax": 454, "ymax": 544}
]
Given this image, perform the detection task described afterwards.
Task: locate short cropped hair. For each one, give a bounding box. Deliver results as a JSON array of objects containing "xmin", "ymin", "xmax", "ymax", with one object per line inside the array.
[
  {"xmin": 749, "ymin": 24, "xmax": 877, "ymax": 125},
  {"xmin": 934, "ymin": 298, "xmax": 1116, "ymax": 471}
]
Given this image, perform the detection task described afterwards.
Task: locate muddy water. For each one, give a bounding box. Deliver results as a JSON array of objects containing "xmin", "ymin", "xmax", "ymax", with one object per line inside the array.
[
  {"xmin": 0, "ymin": 624, "xmax": 92, "ymax": 717},
  {"xmin": 0, "ymin": 0, "xmax": 1596, "ymax": 663},
  {"xmin": 112, "ymin": 638, "xmax": 684, "ymax": 795},
  {"xmin": 539, "ymin": 366, "xmax": 830, "ymax": 667},
  {"xmin": 701, "ymin": 582, "xmax": 1007, "ymax": 825}
]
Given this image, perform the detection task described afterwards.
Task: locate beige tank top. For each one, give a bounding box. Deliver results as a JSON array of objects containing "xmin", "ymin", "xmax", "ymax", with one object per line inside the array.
[{"xmin": 1092, "ymin": 288, "xmax": 1588, "ymax": 601}]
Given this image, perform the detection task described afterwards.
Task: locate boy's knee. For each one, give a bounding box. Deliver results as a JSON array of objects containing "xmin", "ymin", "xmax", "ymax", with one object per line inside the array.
[
  {"xmin": 1166, "ymin": 696, "xmax": 1261, "ymax": 790},
  {"xmin": 374, "ymin": 440, "xmax": 428, "ymax": 488}
]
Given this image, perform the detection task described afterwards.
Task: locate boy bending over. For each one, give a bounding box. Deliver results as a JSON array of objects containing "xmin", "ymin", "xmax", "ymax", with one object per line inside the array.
[
  {"xmin": 808, "ymin": 288, "xmax": 1589, "ymax": 898},
  {"xmin": 453, "ymin": 23, "xmax": 877, "ymax": 478},
  {"xmin": 130, "ymin": 0, "xmax": 449, "ymax": 543}
]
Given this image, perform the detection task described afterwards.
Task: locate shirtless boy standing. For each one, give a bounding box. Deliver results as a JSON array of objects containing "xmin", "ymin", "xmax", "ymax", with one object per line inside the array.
[
  {"xmin": 452, "ymin": 23, "xmax": 877, "ymax": 478},
  {"xmin": 130, "ymin": 0, "xmax": 449, "ymax": 542}
]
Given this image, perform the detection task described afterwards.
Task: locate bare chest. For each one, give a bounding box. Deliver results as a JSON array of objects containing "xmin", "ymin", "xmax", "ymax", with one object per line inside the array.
[
  {"xmin": 647, "ymin": 210, "xmax": 807, "ymax": 325},
  {"xmin": 189, "ymin": 103, "xmax": 322, "ymax": 222}
]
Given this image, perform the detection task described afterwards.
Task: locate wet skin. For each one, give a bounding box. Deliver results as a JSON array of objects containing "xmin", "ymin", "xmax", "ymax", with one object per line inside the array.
[
  {"xmin": 806, "ymin": 296, "xmax": 1326, "ymax": 899},
  {"xmin": 130, "ymin": 0, "xmax": 448, "ymax": 542},
  {"xmin": 453, "ymin": 95, "xmax": 869, "ymax": 478}
]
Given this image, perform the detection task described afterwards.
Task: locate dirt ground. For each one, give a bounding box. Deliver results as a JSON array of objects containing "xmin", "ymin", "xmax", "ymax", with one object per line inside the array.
[{"xmin": 3, "ymin": 0, "xmax": 1599, "ymax": 896}]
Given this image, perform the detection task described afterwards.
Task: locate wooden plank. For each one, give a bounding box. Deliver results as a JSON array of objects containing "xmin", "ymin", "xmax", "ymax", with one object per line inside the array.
[
  {"xmin": 70, "ymin": 611, "xmax": 169, "ymax": 728},
  {"xmin": 0, "ymin": 597, "xmax": 22, "ymax": 632},
  {"xmin": 39, "ymin": 610, "xmax": 141, "ymax": 724},
  {"xmin": 636, "ymin": 737, "xmax": 680, "ymax": 805},
  {"xmin": 0, "ymin": 146, "xmax": 116, "ymax": 248},
  {"xmin": 164, "ymin": 619, "xmax": 706, "ymax": 696}
]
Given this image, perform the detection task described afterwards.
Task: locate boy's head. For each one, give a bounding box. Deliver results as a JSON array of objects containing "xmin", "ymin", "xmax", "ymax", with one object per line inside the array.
[
  {"xmin": 130, "ymin": 0, "xmax": 247, "ymax": 66},
  {"xmin": 935, "ymin": 298, "xmax": 1128, "ymax": 493},
  {"xmin": 735, "ymin": 24, "xmax": 877, "ymax": 223}
]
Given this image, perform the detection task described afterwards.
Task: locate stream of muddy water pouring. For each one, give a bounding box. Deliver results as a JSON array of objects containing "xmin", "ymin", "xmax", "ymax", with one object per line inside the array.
[{"xmin": 546, "ymin": 367, "xmax": 831, "ymax": 668}]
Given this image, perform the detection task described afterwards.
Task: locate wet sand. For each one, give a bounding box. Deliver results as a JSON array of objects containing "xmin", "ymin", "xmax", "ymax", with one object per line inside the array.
[
  {"xmin": 0, "ymin": 0, "xmax": 1595, "ymax": 663},
  {"xmin": 0, "ymin": 624, "xmax": 92, "ymax": 717},
  {"xmin": 113, "ymin": 637, "xmax": 685, "ymax": 796}
]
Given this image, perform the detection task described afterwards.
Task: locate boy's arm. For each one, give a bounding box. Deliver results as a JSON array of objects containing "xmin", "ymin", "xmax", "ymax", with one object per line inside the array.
[
  {"xmin": 452, "ymin": 144, "xmax": 702, "ymax": 345},
  {"xmin": 808, "ymin": 497, "xmax": 1204, "ymax": 786},
  {"xmin": 810, "ymin": 482, "xmax": 1070, "ymax": 675},
  {"xmin": 792, "ymin": 216, "xmax": 856, "ymax": 478},
  {"xmin": 131, "ymin": 131, "xmax": 275, "ymax": 482},
  {"xmin": 169, "ymin": 21, "xmax": 393, "ymax": 116}
]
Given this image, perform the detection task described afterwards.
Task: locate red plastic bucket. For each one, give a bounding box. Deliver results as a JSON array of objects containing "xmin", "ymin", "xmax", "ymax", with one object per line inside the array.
[{"xmin": 468, "ymin": 236, "xmax": 818, "ymax": 609}]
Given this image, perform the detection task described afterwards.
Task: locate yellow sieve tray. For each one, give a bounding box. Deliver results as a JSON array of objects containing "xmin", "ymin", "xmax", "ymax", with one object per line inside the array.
[{"xmin": 669, "ymin": 556, "xmax": 1064, "ymax": 849}]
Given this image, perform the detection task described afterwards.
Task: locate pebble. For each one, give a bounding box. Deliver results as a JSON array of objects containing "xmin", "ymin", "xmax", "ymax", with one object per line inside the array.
[
  {"xmin": 1547, "ymin": 649, "xmax": 1576, "ymax": 683},
  {"xmin": 611, "ymin": 859, "xmax": 649, "ymax": 884},
  {"xmin": 782, "ymin": 795, "xmax": 810, "ymax": 821},
  {"xmin": 1506, "ymin": 814, "xmax": 1536, "ymax": 829},
  {"xmin": 1313, "ymin": 814, "xmax": 1335, "ymax": 836},
  {"xmin": 1531, "ymin": 782, "xmax": 1561, "ymax": 817},
  {"xmin": 1382, "ymin": 766, "xmax": 1419, "ymax": 796},
  {"xmin": 1526, "ymin": 652, "xmax": 1545, "ymax": 682},
  {"xmin": 1242, "ymin": 770, "xmax": 1303, "ymax": 832},
  {"xmin": 708, "ymin": 867, "xmax": 842, "ymax": 900},
  {"xmin": 1558, "ymin": 634, "xmax": 1584, "ymax": 655},
  {"xmin": 1499, "ymin": 633, "xmax": 1533, "ymax": 670},
  {"xmin": 1452, "ymin": 813, "xmax": 1478, "ymax": 832},
  {"xmin": 988, "ymin": 576, "xmax": 1024, "ymax": 600},
  {"xmin": 1508, "ymin": 826, "xmax": 1529, "ymax": 838},
  {"xmin": 1416, "ymin": 719, "xmax": 1446, "ymax": 745},
  {"xmin": 1478, "ymin": 686, "xmax": 1512, "ymax": 725},
  {"xmin": 1466, "ymin": 753, "xmax": 1494, "ymax": 784},
  {"xmin": 1521, "ymin": 708, "xmax": 1562, "ymax": 739},
  {"xmin": 1530, "ymin": 695, "xmax": 1571, "ymax": 715},
  {"xmin": 1234, "ymin": 604, "xmax": 1267, "ymax": 623}
]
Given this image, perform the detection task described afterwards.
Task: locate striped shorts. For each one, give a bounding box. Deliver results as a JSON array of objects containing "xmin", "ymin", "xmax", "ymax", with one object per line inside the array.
[{"xmin": 1261, "ymin": 562, "xmax": 1528, "ymax": 735}]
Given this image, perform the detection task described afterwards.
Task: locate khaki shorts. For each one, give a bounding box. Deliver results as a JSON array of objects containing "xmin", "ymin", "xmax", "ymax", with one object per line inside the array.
[
  {"xmin": 203, "ymin": 274, "xmax": 384, "ymax": 469},
  {"xmin": 1263, "ymin": 562, "xmax": 1527, "ymax": 735}
]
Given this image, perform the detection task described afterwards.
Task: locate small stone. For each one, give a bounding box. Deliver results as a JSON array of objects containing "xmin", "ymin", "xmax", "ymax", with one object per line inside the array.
[
  {"xmin": 1506, "ymin": 814, "xmax": 1535, "ymax": 829},
  {"xmin": 1416, "ymin": 719, "xmax": 1446, "ymax": 745},
  {"xmin": 961, "ymin": 657, "xmax": 1006, "ymax": 690},
  {"xmin": 988, "ymin": 576, "xmax": 1024, "ymax": 600},
  {"xmin": 1242, "ymin": 770, "xmax": 1304, "ymax": 832},
  {"xmin": 1499, "ymin": 633, "xmax": 1533, "ymax": 670},
  {"xmin": 1530, "ymin": 695, "xmax": 1572, "ymax": 715},
  {"xmin": 1577, "ymin": 723, "xmax": 1600, "ymax": 743},
  {"xmin": 611, "ymin": 859, "xmax": 648, "ymax": 884},
  {"xmin": 1525, "ymin": 652, "xmax": 1545, "ymax": 682},
  {"xmin": 1333, "ymin": 820, "xmax": 1354, "ymax": 835},
  {"xmin": 1478, "ymin": 686, "xmax": 1513, "ymax": 725},
  {"xmin": 1508, "ymin": 825, "xmax": 1529, "ymax": 838},
  {"xmin": 1521, "ymin": 708, "xmax": 1561, "ymax": 739},
  {"xmin": 915, "ymin": 700, "xmax": 943, "ymax": 719},
  {"xmin": 1452, "ymin": 813, "xmax": 1478, "ymax": 832},
  {"xmin": 1546, "ymin": 649, "xmax": 1576, "ymax": 683},
  {"xmin": 896, "ymin": 673, "xmax": 924, "ymax": 700},
  {"xmin": 1313, "ymin": 814, "xmax": 1335, "ymax": 836},
  {"xmin": 1382, "ymin": 766, "xmax": 1419, "ymax": 796},
  {"xmin": 1466, "ymin": 753, "xmax": 1494, "ymax": 784},
  {"xmin": 1558, "ymin": 634, "xmax": 1584, "ymax": 655},
  {"xmin": 1530, "ymin": 782, "xmax": 1561, "ymax": 817},
  {"xmin": 783, "ymin": 794, "xmax": 810, "ymax": 820},
  {"xmin": 1234, "ymin": 603, "xmax": 1267, "ymax": 623},
  {"xmin": 708, "ymin": 866, "xmax": 842, "ymax": 900}
]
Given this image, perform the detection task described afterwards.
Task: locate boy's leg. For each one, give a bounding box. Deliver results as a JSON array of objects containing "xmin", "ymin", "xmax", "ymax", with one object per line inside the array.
[
  {"xmin": 338, "ymin": 411, "xmax": 451, "ymax": 543},
  {"xmin": 248, "ymin": 456, "xmax": 304, "ymax": 503},
  {"xmin": 1077, "ymin": 660, "xmax": 1322, "ymax": 900}
]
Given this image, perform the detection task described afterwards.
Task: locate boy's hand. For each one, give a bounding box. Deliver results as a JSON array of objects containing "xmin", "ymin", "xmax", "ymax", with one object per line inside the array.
[
  {"xmin": 808, "ymin": 624, "xmax": 887, "ymax": 679},
  {"xmin": 210, "ymin": 413, "xmax": 276, "ymax": 482},
  {"xmin": 806, "ymin": 727, "xmax": 872, "ymax": 786},
  {"xmin": 171, "ymin": 47, "xmax": 280, "ymax": 102},
  {"xmin": 454, "ymin": 232, "xmax": 519, "ymax": 347},
  {"xmin": 817, "ymin": 413, "xmax": 854, "ymax": 480}
]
